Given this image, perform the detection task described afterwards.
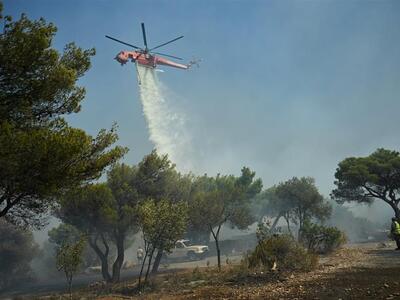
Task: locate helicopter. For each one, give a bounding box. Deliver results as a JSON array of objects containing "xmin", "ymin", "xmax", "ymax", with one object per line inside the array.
[{"xmin": 106, "ymin": 23, "xmax": 199, "ymax": 74}]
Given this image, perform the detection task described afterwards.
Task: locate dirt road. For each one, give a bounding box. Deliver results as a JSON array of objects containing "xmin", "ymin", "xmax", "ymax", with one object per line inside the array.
[
  {"xmin": 0, "ymin": 254, "xmax": 241, "ymax": 299},
  {"xmin": 3, "ymin": 243, "xmax": 400, "ymax": 299}
]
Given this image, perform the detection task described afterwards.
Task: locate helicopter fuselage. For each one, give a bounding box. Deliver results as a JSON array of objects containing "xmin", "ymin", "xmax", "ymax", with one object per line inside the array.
[{"xmin": 115, "ymin": 50, "xmax": 189, "ymax": 70}]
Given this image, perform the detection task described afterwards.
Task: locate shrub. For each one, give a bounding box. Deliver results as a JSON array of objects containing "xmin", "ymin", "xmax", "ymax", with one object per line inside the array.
[
  {"xmin": 300, "ymin": 220, "xmax": 346, "ymax": 254},
  {"xmin": 248, "ymin": 234, "xmax": 318, "ymax": 272}
]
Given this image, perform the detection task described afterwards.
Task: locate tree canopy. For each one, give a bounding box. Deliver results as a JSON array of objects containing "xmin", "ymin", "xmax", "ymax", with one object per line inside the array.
[
  {"xmin": 274, "ymin": 177, "xmax": 331, "ymax": 237},
  {"xmin": 0, "ymin": 7, "xmax": 126, "ymax": 228},
  {"xmin": 0, "ymin": 13, "xmax": 94, "ymax": 126},
  {"xmin": 331, "ymin": 148, "xmax": 400, "ymax": 218},
  {"xmin": 137, "ymin": 198, "xmax": 188, "ymax": 288},
  {"xmin": 189, "ymin": 167, "xmax": 262, "ymax": 270}
]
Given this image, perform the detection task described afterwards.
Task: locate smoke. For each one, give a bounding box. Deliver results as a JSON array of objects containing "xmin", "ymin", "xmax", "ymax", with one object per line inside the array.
[{"xmin": 137, "ymin": 65, "xmax": 193, "ymax": 172}]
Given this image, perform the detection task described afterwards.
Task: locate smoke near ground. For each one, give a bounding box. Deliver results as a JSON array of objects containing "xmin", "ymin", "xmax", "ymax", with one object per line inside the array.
[{"xmin": 137, "ymin": 65, "xmax": 193, "ymax": 172}]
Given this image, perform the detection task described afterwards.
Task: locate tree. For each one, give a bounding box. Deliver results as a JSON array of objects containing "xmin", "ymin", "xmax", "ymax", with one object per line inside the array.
[
  {"xmin": 274, "ymin": 177, "xmax": 332, "ymax": 239},
  {"xmin": 331, "ymin": 148, "xmax": 400, "ymax": 218},
  {"xmin": 137, "ymin": 199, "xmax": 188, "ymax": 289},
  {"xmin": 49, "ymin": 223, "xmax": 82, "ymax": 247},
  {"xmin": 190, "ymin": 167, "xmax": 262, "ymax": 270},
  {"xmin": 59, "ymin": 163, "xmax": 142, "ymax": 283},
  {"xmin": 186, "ymin": 175, "xmax": 217, "ymax": 243},
  {"xmin": 106, "ymin": 163, "xmax": 140, "ymax": 282},
  {"xmin": 254, "ymin": 186, "xmax": 293, "ymax": 234},
  {"xmin": 135, "ymin": 150, "xmax": 191, "ymax": 274},
  {"xmin": 59, "ymin": 177, "xmax": 138, "ymax": 283},
  {"xmin": 135, "ymin": 150, "xmax": 191, "ymax": 203},
  {"xmin": 56, "ymin": 237, "xmax": 85, "ymax": 299},
  {"xmin": 58, "ymin": 184, "xmax": 116, "ymax": 282},
  {"xmin": 59, "ymin": 152, "xmax": 188, "ymax": 281},
  {"xmin": 49, "ymin": 223, "xmax": 98, "ymax": 268},
  {"xmin": 0, "ymin": 8, "xmax": 126, "ymax": 228},
  {"xmin": 0, "ymin": 12, "xmax": 93, "ymax": 126},
  {"xmin": 0, "ymin": 219, "xmax": 39, "ymax": 290}
]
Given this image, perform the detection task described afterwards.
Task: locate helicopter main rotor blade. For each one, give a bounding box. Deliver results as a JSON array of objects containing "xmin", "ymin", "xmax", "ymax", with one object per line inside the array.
[
  {"xmin": 105, "ymin": 35, "xmax": 142, "ymax": 50},
  {"xmin": 141, "ymin": 23, "xmax": 148, "ymax": 49},
  {"xmin": 152, "ymin": 51, "xmax": 183, "ymax": 60},
  {"xmin": 149, "ymin": 35, "xmax": 184, "ymax": 52}
]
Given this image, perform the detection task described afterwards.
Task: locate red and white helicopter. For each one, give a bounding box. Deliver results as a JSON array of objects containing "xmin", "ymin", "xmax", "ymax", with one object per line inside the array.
[{"xmin": 106, "ymin": 23, "xmax": 199, "ymax": 83}]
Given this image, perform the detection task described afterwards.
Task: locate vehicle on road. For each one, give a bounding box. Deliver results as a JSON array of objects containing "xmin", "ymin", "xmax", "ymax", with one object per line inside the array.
[{"xmin": 165, "ymin": 239, "xmax": 209, "ymax": 261}]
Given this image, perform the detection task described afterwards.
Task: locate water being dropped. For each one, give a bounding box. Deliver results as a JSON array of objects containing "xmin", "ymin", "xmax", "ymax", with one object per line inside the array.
[{"xmin": 136, "ymin": 65, "xmax": 192, "ymax": 171}]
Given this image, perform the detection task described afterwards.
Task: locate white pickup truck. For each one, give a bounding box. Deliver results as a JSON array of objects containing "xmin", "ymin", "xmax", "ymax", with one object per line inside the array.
[{"xmin": 166, "ymin": 239, "xmax": 209, "ymax": 261}]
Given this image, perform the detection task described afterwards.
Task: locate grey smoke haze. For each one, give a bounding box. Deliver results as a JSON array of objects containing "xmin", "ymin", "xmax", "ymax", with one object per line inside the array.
[{"xmin": 5, "ymin": 0, "xmax": 399, "ymax": 239}]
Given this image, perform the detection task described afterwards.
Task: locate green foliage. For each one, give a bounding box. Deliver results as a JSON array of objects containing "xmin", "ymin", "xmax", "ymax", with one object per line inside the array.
[
  {"xmin": 139, "ymin": 199, "xmax": 188, "ymax": 253},
  {"xmin": 300, "ymin": 220, "xmax": 347, "ymax": 254},
  {"xmin": 58, "ymin": 152, "xmax": 183, "ymax": 283},
  {"xmin": 332, "ymin": 148, "xmax": 400, "ymax": 218},
  {"xmin": 0, "ymin": 219, "xmax": 39, "ymax": 290},
  {"xmin": 248, "ymin": 234, "xmax": 318, "ymax": 272},
  {"xmin": 188, "ymin": 167, "xmax": 262, "ymax": 270},
  {"xmin": 189, "ymin": 168, "xmax": 263, "ymax": 233},
  {"xmin": 272, "ymin": 177, "xmax": 332, "ymax": 237},
  {"xmin": 56, "ymin": 236, "xmax": 86, "ymax": 296},
  {"xmin": 59, "ymin": 183, "xmax": 124, "ymax": 282},
  {"xmin": 49, "ymin": 223, "xmax": 99, "ymax": 269},
  {"xmin": 59, "ymin": 183, "xmax": 116, "ymax": 234},
  {"xmin": 138, "ymin": 198, "xmax": 188, "ymax": 287},
  {"xmin": 0, "ymin": 8, "xmax": 126, "ymax": 228},
  {"xmin": 0, "ymin": 12, "xmax": 94, "ymax": 125},
  {"xmin": 136, "ymin": 150, "xmax": 191, "ymax": 203},
  {"xmin": 49, "ymin": 223, "xmax": 82, "ymax": 248},
  {"xmin": 0, "ymin": 121, "xmax": 126, "ymax": 228}
]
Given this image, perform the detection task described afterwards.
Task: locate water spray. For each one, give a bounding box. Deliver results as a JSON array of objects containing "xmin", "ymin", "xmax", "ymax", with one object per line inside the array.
[{"xmin": 136, "ymin": 65, "xmax": 192, "ymax": 171}]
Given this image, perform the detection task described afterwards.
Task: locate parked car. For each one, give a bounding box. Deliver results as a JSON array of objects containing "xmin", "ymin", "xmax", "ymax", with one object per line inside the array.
[{"xmin": 165, "ymin": 239, "xmax": 209, "ymax": 261}]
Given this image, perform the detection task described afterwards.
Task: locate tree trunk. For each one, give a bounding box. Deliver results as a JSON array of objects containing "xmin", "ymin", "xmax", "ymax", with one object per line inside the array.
[
  {"xmin": 284, "ymin": 215, "xmax": 292, "ymax": 237},
  {"xmin": 270, "ymin": 214, "xmax": 282, "ymax": 233},
  {"xmin": 215, "ymin": 238, "xmax": 221, "ymax": 270},
  {"xmin": 151, "ymin": 249, "xmax": 163, "ymax": 274},
  {"xmin": 210, "ymin": 225, "xmax": 222, "ymax": 271},
  {"xmin": 144, "ymin": 248, "xmax": 155, "ymax": 285},
  {"xmin": 88, "ymin": 236, "xmax": 111, "ymax": 282},
  {"xmin": 111, "ymin": 233, "xmax": 125, "ymax": 283},
  {"xmin": 138, "ymin": 246, "xmax": 149, "ymax": 290},
  {"xmin": 68, "ymin": 276, "xmax": 72, "ymax": 300},
  {"xmin": 298, "ymin": 217, "xmax": 305, "ymax": 242}
]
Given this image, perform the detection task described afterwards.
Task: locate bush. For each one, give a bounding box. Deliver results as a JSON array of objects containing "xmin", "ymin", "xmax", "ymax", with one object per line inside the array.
[
  {"xmin": 300, "ymin": 220, "xmax": 346, "ymax": 254},
  {"xmin": 248, "ymin": 234, "xmax": 318, "ymax": 272}
]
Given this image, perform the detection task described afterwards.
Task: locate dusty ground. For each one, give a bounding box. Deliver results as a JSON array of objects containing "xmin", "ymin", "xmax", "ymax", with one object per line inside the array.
[
  {"xmin": 116, "ymin": 242, "xmax": 400, "ymax": 300},
  {"xmin": 16, "ymin": 242, "xmax": 400, "ymax": 300}
]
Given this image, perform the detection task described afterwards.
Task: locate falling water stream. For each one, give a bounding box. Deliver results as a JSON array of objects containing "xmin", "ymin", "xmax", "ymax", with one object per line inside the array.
[{"xmin": 136, "ymin": 65, "xmax": 192, "ymax": 171}]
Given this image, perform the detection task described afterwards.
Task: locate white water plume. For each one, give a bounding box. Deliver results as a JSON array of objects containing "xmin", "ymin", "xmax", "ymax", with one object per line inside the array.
[{"xmin": 136, "ymin": 65, "xmax": 192, "ymax": 171}]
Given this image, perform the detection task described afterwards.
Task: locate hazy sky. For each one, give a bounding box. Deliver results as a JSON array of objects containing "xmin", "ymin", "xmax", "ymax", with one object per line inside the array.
[{"xmin": 5, "ymin": 0, "xmax": 400, "ymax": 219}]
